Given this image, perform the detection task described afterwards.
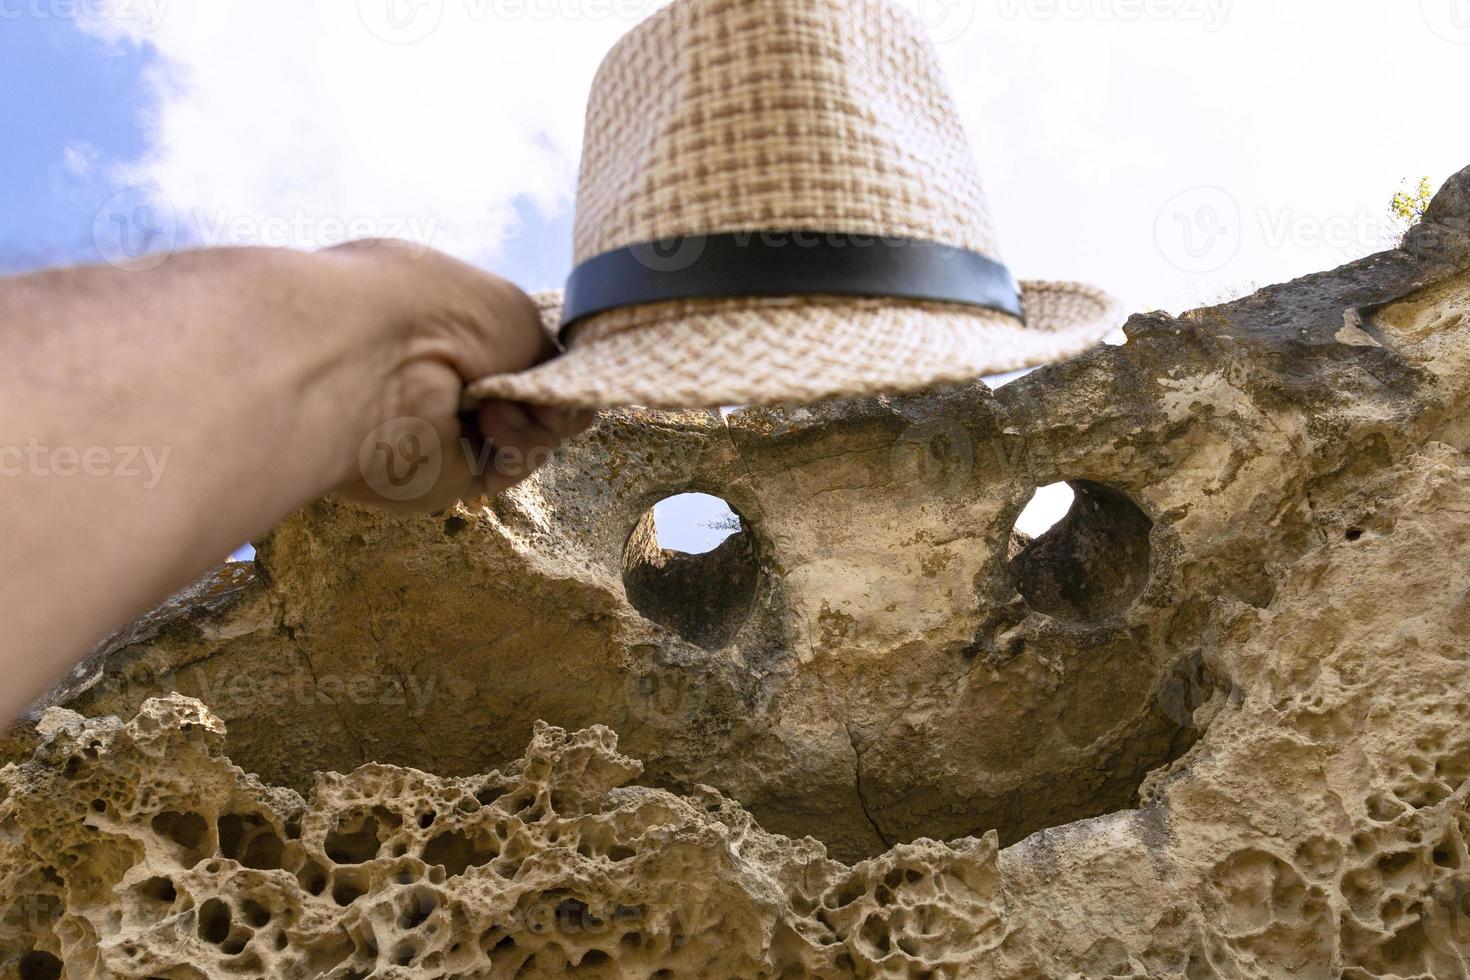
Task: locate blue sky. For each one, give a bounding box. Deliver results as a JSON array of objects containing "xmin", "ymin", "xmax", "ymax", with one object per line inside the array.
[
  {"xmin": 0, "ymin": 11, "xmax": 572, "ymax": 563},
  {"xmin": 0, "ymin": 11, "xmax": 575, "ymax": 287},
  {"xmin": 6, "ymin": 0, "xmax": 1469, "ymax": 557},
  {"xmin": 0, "ymin": 17, "xmax": 154, "ymax": 273},
  {"xmin": 10, "ymin": 3, "xmax": 1468, "ymax": 308}
]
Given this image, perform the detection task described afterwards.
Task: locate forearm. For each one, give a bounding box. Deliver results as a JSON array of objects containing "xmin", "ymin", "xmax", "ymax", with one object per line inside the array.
[{"xmin": 0, "ymin": 248, "xmax": 379, "ymax": 720}]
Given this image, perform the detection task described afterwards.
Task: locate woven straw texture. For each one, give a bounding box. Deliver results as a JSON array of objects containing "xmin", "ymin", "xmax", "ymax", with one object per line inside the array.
[
  {"xmin": 468, "ymin": 0, "xmax": 1124, "ymax": 408},
  {"xmin": 471, "ymin": 282, "xmax": 1123, "ymax": 409}
]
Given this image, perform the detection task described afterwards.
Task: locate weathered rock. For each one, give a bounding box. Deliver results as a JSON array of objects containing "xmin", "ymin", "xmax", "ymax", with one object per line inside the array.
[
  {"xmin": 4, "ymin": 164, "xmax": 1470, "ymax": 976},
  {"xmin": 2, "ymin": 697, "xmax": 858, "ymax": 977}
]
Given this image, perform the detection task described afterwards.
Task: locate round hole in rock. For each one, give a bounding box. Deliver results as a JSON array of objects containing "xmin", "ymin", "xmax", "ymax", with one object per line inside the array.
[
  {"xmin": 1013, "ymin": 482, "xmax": 1074, "ymax": 539},
  {"xmin": 18, "ymin": 951, "xmax": 62, "ymax": 980},
  {"xmin": 197, "ymin": 898, "xmax": 232, "ymax": 945},
  {"xmin": 621, "ymin": 493, "xmax": 759, "ymax": 649},
  {"xmin": 1009, "ymin": 481, "xmax": 1153, "ymax": 623}
]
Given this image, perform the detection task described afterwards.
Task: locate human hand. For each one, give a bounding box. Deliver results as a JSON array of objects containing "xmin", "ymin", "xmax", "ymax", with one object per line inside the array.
[
  {"xmin": 0, "ymin": 240, "xmax": 594, "ymax": 723},
  {"xmin": 319, "ymin": 241, "xmax": 594, "ymax": 512}
]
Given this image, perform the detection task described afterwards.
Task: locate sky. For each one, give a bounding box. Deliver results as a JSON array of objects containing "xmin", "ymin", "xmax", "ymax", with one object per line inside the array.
[{"xmin": 4, "ymin": 0, "xmax": 1469, "ymax": 550}]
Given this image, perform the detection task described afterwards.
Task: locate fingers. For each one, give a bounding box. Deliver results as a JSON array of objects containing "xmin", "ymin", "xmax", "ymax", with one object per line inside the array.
[
  {"xmin": 529, "ymin": 405, "xmax": 597, "ymax": 441},
  {"xmin": 323, "ymin": 241, "xmax": 556, "ymax": 380},
  {"xmin": 462, "ymin": 402, "xmax": 599, "ymax": 497},
  {"xmin": 461, "ymin": 272, "xmax": 557, "ymax": 376},
  {"xmin": 316, "ymin": 240, "xmax": 595, "ymax": 507},
  {"xmin": 469, "ymin": 401, "xmax": 563, "ymax": 496}
]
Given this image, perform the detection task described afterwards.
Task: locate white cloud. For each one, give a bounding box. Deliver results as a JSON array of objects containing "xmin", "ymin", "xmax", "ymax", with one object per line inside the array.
[
  {"xmin": 62, "ymin": 142, "xmax": 99, "ymax": 177},
  {"xmin": 79, "ymin": 0, "xmax": 665, "ymax": 264},
  {"xmin": 81, "ymin": 0, "xmax": 1470, "ymax": 312},
  {"xmin": 918, "ymin": 0, "xmax": 1470, "ymax": 313}
]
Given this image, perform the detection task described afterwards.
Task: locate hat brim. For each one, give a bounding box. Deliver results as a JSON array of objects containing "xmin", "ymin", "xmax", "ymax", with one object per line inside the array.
[{"xmin": 466, "ymin": 281, "xmax": 1124, "ymax": 409}]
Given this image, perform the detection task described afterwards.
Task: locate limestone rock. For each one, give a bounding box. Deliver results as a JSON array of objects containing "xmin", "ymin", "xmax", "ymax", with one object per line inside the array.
[
  {"xmin": 0, "ymin": 695, "xmax": 1000, "ymax": 978},
  {"xmin": 4, "ymin": 164, "xmax": 1470, "ymax": 976}
]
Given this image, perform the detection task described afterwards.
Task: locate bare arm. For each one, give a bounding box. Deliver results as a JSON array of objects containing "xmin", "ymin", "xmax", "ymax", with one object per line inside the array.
[{"xmin": 0, "ymin": 243, "xmax": 585, "ymax": 724}]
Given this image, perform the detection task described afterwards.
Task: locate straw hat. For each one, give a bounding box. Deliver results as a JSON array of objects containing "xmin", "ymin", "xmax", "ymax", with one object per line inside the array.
[{"xmin": 468, "ymin": 0, "xmax": 1124, "ymax": 410}]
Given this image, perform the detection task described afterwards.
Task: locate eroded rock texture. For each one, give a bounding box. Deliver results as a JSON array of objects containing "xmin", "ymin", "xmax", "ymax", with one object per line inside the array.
[
  {"xmin": 4, "ymin": 165, "xmax": 1470, "ymax": 976},
  {"xmin": 2, "ymin": 697, "xmax": 1011, "ymax": 978}
]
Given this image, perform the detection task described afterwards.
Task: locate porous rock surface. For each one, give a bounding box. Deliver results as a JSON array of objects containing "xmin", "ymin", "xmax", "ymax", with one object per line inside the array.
[{"xmin": 4, "ymin": 165, "xmax": 1470, "ymax": 976}]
